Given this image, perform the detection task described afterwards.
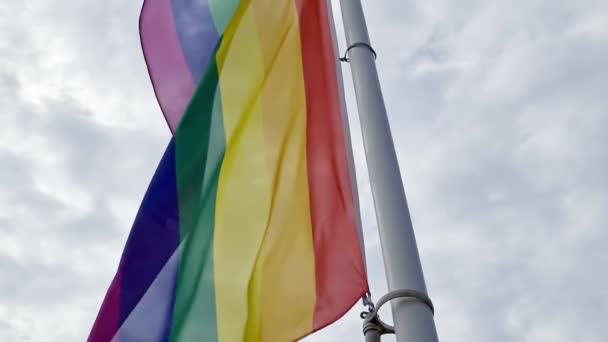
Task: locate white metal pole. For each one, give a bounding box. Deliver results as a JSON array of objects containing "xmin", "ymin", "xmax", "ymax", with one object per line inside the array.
[{"xmin": 338, "ymin": 1, "xmax": 439, "ymax": 341}]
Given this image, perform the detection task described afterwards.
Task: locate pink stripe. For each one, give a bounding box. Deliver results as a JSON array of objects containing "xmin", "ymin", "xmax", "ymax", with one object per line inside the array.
[{"xmin": 139, "ymin": 0, "xmax": 196, "ymax": 132}]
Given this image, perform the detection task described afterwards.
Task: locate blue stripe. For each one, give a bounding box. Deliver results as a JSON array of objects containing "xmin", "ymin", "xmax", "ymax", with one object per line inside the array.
[
  {"xmin": 170, "ymin": 0, "xmax": 220, "ymax": 82},
  {"xmin": 119, "ymin": 138, "xmax": 180, "ymax": 329}
]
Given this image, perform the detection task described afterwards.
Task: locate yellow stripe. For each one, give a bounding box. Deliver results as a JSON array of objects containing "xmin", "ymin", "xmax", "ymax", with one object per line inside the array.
[
  {"xmin": 247, "ymin": 0, "xmax": 316, "ymax": 341},
  {"xmin": 213, "ymin": 2, "xmax": 269, "ymax": 342},
  {"xmin": 213, "ymin": 0, "xmax": 316, "ymax": 341}
]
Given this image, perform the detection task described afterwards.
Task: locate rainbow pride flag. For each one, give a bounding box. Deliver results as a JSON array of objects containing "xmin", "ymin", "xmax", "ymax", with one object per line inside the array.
[{"xmin": 88, "ymin": 0, "xmax": 369, "ymax": 341}]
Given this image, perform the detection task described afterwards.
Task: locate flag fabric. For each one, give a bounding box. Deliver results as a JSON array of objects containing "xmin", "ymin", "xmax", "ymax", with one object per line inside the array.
[{"xmin": 88, "ymin": 0, "xmax": 369, "ymax": 341}]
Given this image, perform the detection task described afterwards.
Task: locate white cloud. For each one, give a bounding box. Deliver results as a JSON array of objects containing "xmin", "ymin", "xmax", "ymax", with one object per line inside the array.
[{"xmin": 1, "ymin": 0, "xmax": 607, "ymax": 341}]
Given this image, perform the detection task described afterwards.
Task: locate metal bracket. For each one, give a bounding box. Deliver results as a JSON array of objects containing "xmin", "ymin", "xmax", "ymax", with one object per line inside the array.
[
  {"xmin": 362, "ymin": 309, "xmax": 395, "ymax": 336},
  {"xmin": 361, "ymin": 289, "xmax": 435, "ymax": 338},
  {"xmin": 340, "ymin": 42, "xmax": 377, "ymax": 63}
]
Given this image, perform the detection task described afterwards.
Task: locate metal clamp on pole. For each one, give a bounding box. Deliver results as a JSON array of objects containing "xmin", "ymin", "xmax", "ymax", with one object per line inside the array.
[
  {"xmin": 362, "ymin": 290, "xmax": 435, "ymax": 341},
  {"xmin": 376, "ymin": 289, "xmax": 435, "ymax": 317},
  {"xmin": 340, "ymin": 42, "xmax": 377, "ymax": 62}
]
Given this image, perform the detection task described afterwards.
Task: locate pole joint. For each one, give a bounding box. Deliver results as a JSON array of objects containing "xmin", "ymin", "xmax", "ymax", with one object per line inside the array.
[
  {"xmin": 361, "ymin": 289, "xmax": 436, "ymax": 338},
  {"xmin": 362, "ymin": 309, "xmax": 395, "ymax": 336},
  {"xmin": 361, "ymin": 295, "xmax": 394, "ymax": 341}
]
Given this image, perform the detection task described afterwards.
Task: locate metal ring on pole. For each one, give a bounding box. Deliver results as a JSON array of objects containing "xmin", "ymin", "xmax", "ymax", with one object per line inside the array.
[
  {"xmin": 362, "ymin": 289, "xmax": 435, "ymax": 335},
  {"xmin": 340, "ymin": 42, "xmax": 377, "ymax": 62},
  {"xmin": 377, "ymin": 289, "xmax": 434, "ymax": 315}
]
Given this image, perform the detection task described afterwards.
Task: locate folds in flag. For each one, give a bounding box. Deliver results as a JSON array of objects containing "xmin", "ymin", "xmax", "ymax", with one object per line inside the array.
[{"xmin": 88, "ymin": 0, "xmax": 368, "ymax": 341}]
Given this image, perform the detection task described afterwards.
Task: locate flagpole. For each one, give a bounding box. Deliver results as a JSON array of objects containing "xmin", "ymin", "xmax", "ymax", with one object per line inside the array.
[{"xmin": 338, "ymin": 1, "xmax": 439, "ymax": 341}]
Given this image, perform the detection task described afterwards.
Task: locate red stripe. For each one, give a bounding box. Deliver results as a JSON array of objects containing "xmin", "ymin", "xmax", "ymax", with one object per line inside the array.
[
  {"xmin": 87, "ymin": 274, "xmax": 120, "ymax": 341},
  {"xmin": 296, "ymin": 0, "xmax": 369, "ymax": 331}
]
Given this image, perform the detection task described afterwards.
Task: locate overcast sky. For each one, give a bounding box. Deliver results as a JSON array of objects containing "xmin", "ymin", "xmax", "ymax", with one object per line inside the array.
[{"xmin": 1, "ymin": 0, "xmax": 607, "ymax": 341}]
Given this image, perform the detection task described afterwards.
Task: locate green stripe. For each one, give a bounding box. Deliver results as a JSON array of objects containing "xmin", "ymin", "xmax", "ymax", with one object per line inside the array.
[
  {"xmin": 208, "ymin": 0, "xmax": 241, "ymax": 35},
  {"xmin": 171, "ymin": 45, "xmax": 225, "ymax": 341}
]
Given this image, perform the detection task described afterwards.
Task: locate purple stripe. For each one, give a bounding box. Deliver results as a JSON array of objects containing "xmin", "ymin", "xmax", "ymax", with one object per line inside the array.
[
  {"xmin": 170, "ymin": 0, "xmax": 220, "ymax": 84},
  {"xmin": 114, "ymin": 247, "xmax": 181, "ymax": 341},
  {"xmin": 119, "ymin": 139, "xmax": 180, "ymax": 324},
  {"xmin": 139, "ymin": 0, "xmax": 196, "ymax": 131},
  {"xmin": 88, "ymin": 139, "xmax": 180, "ymax": 341}
]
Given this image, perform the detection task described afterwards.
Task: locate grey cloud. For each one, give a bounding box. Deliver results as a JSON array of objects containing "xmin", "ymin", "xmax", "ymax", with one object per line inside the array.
[
  {"xmin": 2, "ymin": 0, "xmax": 608, "ymax": 341},
  {"xmin": 60, "ymin": 199, "xmax": 120, "ymax": 243},
  {"xmin": 0, "ymin": 254, "xmax": 85, "ymax": 305},
  {"xmin": 0, "ymin": 151, "xmax": 64, "ymax": 223},
  {"xmin": 0, "ymin": 321, "xmax": 9, "ymax": 330}
]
